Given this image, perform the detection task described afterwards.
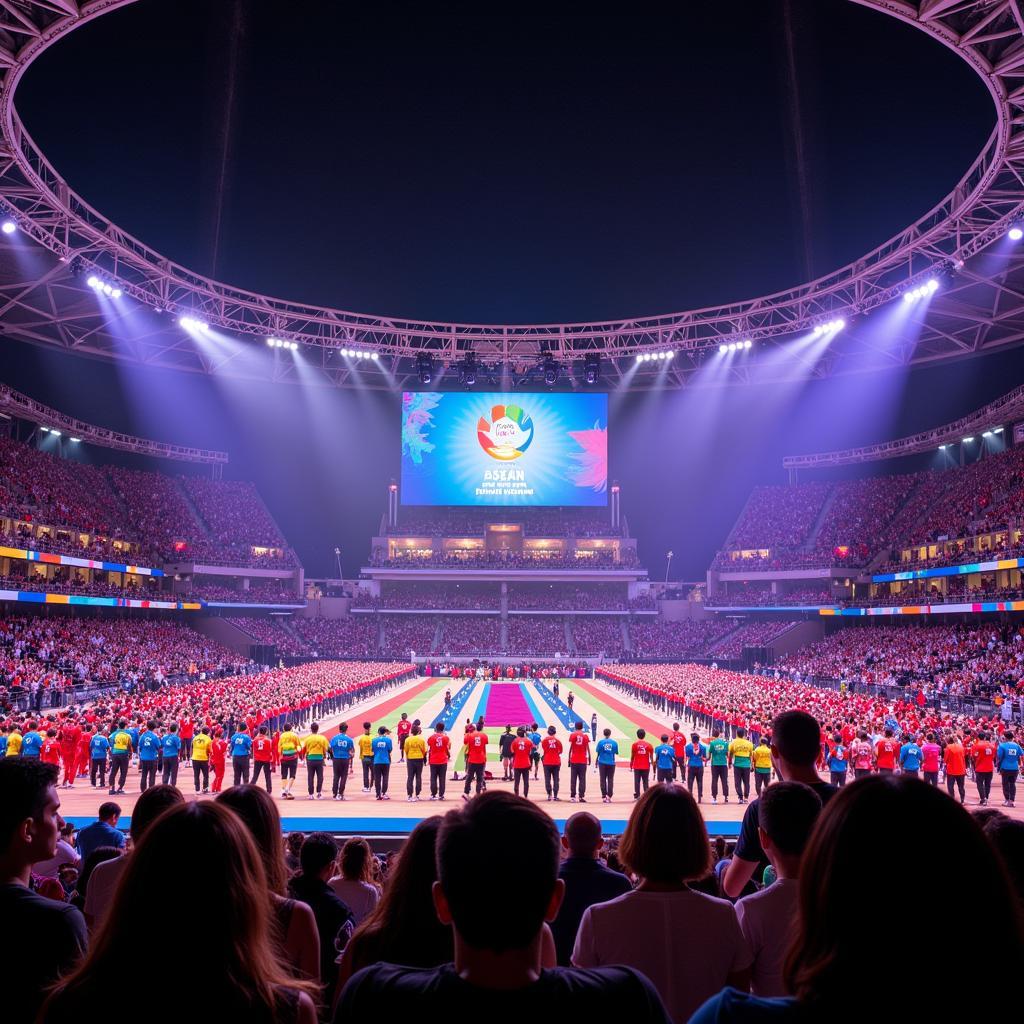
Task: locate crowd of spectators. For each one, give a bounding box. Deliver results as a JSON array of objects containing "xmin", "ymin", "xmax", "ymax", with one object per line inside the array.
[
  {"xmin": 572, "ymin": 617, "xmax": 625, "ymax": 657},
  {"xmin": 290, "ymin": 618, "xmax": 379, "ymax": 659},
  {"xmin": 181, "ymin": 477, "xmax": 286, "ymax": 548},
  {"xmin": 0, "ymin": 521, "xmax": 147, "ymax": 565},
  {"xmin": 508, "ymin": 584, "xmax": 628, "ymax": 610},
  {"xmin": 776, "ymin": 623, "xmax": 1024, "ymax": 699},
  {"xmin": 370, "ymin": 548, "xmax": 639, "ymax": 569},
  {"xmin": 225, "ymin": 617, "xmax": 310, "ymax": 658},
  {"xmin": 707, "ymin": 586, "xmax": 835, "ymax": 608},
  {"xmin": 710, "ymin": 621, "xmax": 799, "ymax": 659},
  {"xmin": 727, "ymin": 481, "xmax": 831, "ymax": 551},
  {"xmin": 186, "ymin": 581, "xmax": 302, "ymax": 605},
  {"xmin": 629, "ymin": 619, "xmax": 736, "ymax": 660},
  {"xmin": 0, "ymin": 571, "xmax": 162, "ymax": 601},
  {"xmin": 436, "ymin": 615, "xmax": 503, "ymax": 655},
  {"xmin": 506, "ymin": 616, "xmax": 569, "ymax": 655},
  {"xmin": 0, "ymin": 614, "xmax": 248, "ymax": 708},
  {"xmin": 380, "ymin": 615, "xmax": 439, "ymax": 657},
  {"xmin": 357, "ymin": 584, "xmax": 500, "ymax": 610}
]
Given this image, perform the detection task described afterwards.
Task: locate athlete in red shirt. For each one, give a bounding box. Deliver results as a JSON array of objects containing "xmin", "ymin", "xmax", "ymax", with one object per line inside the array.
[
  {"xmin": 568, "ymin": 722, "xmax": 591, "ymax": 803},
  {"xmin": 540, "ymin": 727, "xmax": 563, "ymax": 801},
  {"xmin": 874, "ymin": 730, "xmax": 898, "ymax": 773},
  {"xmin": 971, "ymin": 733, "xmax": 996, "ymax": 805},
  {"xmin": 427, "ymin": 723, "xmax": 451, "ymax": 801},
  {"xmin": 510, "ymin": 728, "xmax": 535, "ymax": 798},
  {"xmin": 670, "ymin": 725, "xmax": 688, "ymax": 781},
  {"xmin": 943, "ymin": 734, "xmax": 967, "ymax": 804},
  {"xmin": 397, "ymin": 713, "xmax": 412, "ymax": 762},
  {"xmin": 462, "ymin": 728, "xmax": 488, "ymax": 798},
  {"xmin": 252, "ymin": 726, "xmax": 275, "ymax": 793},
  {"xmin": 41, "ymin": 730, "xmax": 61, "ymax": 766},
  {"xmin": 210, "ymin": 732, "xmax": 228, "ymax": 793},
  {"xmin": 59, "ymin": 719, "xmax": 82, "ymax": 788},
  {"xmin": 630, "ymin": 728, "xmax": 654, "ymax": 800}
]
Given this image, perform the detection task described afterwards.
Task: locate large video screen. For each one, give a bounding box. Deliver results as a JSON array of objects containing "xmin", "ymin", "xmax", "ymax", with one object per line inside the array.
[{"xmin": 401, "ymin": 392, "xmax": 608, "ymax": 507}]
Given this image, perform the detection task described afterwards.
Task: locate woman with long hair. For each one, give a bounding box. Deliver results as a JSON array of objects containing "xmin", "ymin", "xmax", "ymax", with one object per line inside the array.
[
  {"xmin": 329, "ymin": 837, "xmax": 380, "ymax": 924},
  {"xmin": 217, "ymin": 785, "xmax": 321, "ymax": 981},
  {"xmin": 40, "ymin": 802, "xmax": 318, "ymax": 1024},
  {"xmin": 690, "ymin": 776, "xmax": 1024, "ymax": 1021},
  {"xmin": 573, "ymin": 784, "xmax": 750, "ymax": 1024}
]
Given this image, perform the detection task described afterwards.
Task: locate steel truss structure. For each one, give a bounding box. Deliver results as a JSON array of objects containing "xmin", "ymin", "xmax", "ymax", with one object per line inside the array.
[
  {"xmin": 783, "ymin": 379, "xmax": 1024, "ymax": 470},
  {"xmin": 0, "ymin": 381, "xmax": 228, "ymax": 465},
  {"xmin": 0, "ymin": 1, "xmax": 1023, "ymax": 390}
]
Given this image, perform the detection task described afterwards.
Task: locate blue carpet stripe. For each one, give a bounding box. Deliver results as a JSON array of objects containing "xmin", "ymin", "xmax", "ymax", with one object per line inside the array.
[
  {"xmin": 431, "ymin": 680, "xmax": 477, "ymax": 729},
  {"xmin": 470, "ymin": 681, "xmax": 492, "ymax": 723}
]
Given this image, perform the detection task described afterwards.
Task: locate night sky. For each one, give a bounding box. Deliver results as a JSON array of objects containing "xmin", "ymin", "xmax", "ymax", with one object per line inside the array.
[{"xmin": 3, "ymin": 0, "xmax": 1011, "ymax": 578}]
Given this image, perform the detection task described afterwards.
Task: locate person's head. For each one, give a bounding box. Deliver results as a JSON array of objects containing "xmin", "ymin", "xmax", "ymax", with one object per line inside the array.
[
  {"xmin": 736, "ymin": 727, "xmax": 746, "ymax": 739},
  {"xmin": 618, "ymin": 784, "xmax": 710, "ymax": 884},
  {"xmin": 712, "ymin": 728, "xmax": 721, "ymax": 738},
  {"xmin": 286, "ymin": 831, "xmax": 304, "ymax": 857},
  {"xmin": 258, "ymin": 726, "xmax": 267, "ymax": 736},
  {"xmin": 117, "ymin": 719, "xmax": 126, "ymax": 730},
  {"xmin": 435, "ymin": 722, "xmax": 445, "ymax": 733},
  {"xmin": 168, "ymin": 722, "xmax": 177, "ymax": 734},
  {"xmin": 637, "ymin": 728, "xmax": 646, "ymax": 740},
  {"xmin": 547, "ymin": 725, "xmax": 556, "ymax": 736},
  {"xmin": 785, "ymin": 777, "xmax": 1023, "ymax": 1008},
  {"xmin": 299, "ymin": 831, "xmax": 338, "ymax": 880},
  {"xmin": 1006, "ymin": 731, "xmax": 1015, "ymax": 742},
  {"xmin": 884, "ymin": 727, "xmax": 893, "ymax": 738},
  {"xmin": 98, "ymin": 801, "xmax": 121, "ymax": 825},
  {"xmin": 0, "ymin": 759, "xmax": 62, "ymax": 869},
  {"xmin": 347, "ymin": 817, "xmax": 453, "ymax": 971},
  {"xmin": 216, "ymin": 785, "xmax": 288, "ymax": 893},
  {"xmin": 435, "ymin": 791, "xmax": 562, "ymax": 953},
  {"xmin": 377, "ymin": 726, "xmax": 388, "ymax": 736},
  {"xmin": 339, "ymin": 836, "xmax": 374, "ymax": 883},
  {"xmin": 401, "ymin": 713, "xmax": 407, "ymax": 721},
  {"xmin": 562, "ymin": 812, "xmax": 603, "ymax": 859},
  {"xmin": 43, "ymin": 802, "xmax": 315, "ymax": 1011},
  {"xmin": 770, "ymin": 710, "xmax": 823, "ymax": 777},
  {"xmin": 603, "ymin": 728, "xmax": 611, "ymax": 738},
  {"xmin": 516, "ymin": 727, "xmax": 525, "ymax": 737},
  {"xmin": 130, "ymin": 785, "xmax": 185, "ymax": 845},
  {"xmin": 310, "ymin": 722, "xmax": 319, "ymax": 734},
  {"xmin": 362, "ymin": 721, "xmax": 371, "ymax": 733},
  {"xmin": 832, "ymin": 733, "xmax": 842, "ymax": 745},
  {"xmin": 531, "ymin": 723, "xmax": 538, "ymax": 732},
  {"xmin": 340, "ymin": 722, "xmax": 349, "ymax": 734},
  {"xmin": 505, "ymin": 725, "xmax": 512, "ymax": 734},
  {"xmin": 574, "ymin": 721, "xmax": 584, "ymax": 731},
  {"xmin": 757, "ymin": 782, "xmax": 822, "ymax": 877}
]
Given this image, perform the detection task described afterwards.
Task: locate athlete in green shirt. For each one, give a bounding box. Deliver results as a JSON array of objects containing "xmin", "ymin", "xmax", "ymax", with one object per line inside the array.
[{"xmin": 708, "ymin": 731, "xmax": 729, "ymax": 804}]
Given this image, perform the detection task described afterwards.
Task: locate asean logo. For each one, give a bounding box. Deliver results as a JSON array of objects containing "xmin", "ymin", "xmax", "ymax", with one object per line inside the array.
[{"xmin": 477, "ymin": 404, "xmax": 534, "ymax": 461}]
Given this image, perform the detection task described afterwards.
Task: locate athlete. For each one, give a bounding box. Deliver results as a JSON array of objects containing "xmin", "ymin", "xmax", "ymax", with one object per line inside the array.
[
  {"xmin": 751, "ymin": 737, "xmax": 772, "ymax": 795},
  {"xmin": 827, "ymin": 734, "xmax": 848, "ymax": 788},
  {"xmin": 108, "ymin": 720, "xmax": 132, "ymax": 794},
  {"xmin": 874, "ymin": 729, "xmax": 899, "ymax": 775},
  {"xmin": 330, "ymin": 723, "xmax": 355, "ymax": 800},
  {"xmin": 996, "ymin": 730, "xmax": 1022, "ymax": 807},
  {"xmin": 654, "ymin": 735, "xmax": 676, "ymax": 785},
  {"xmin": 971, "ymin": 731, "xmax": 996, "ymax": 806},
  {"xmin": 462, "ymin": 725, "xmax": 488, "ymax": 799},
  {"xmin": 191, "ymin": 726, "xmax": 212, "ymax": 793},
  {"xmin": 404, "ymin": 724, "xmax": 427, "ymax": 801},
  {"xmin": 708, "ymin": 729, "xmax": 730, "ymax": 804},
  {"xmin": 160, "ymin": 723, "xmax": 182, "ymax": 787},
  {"xmin": 595, "ymin": 728, "xmax": 618, "ymax": 803},
  {"xmin": 728, "ymin": 728, "xmax": 754, "ymax": 803},
  {"xmin": 277, "ymin": 722, "xmax": 301, "ymax": 799},
  {"xmin": 687, "ymin": 732, "xmax": 709, "ymax": 802},
  {"xmin": 540, "ymin": 726, "xmax": 563, "ymax": 801},
  {"xmin": 396, "ymin": 713, "xmax": 411, "ymax": 763},
  {"xmin": 357, "ymin": 722, "xmax": 374, "ymax": 793},
  {"xmin": 920, "ymin": 732, "xmax": 942, "ymax": 787},
  {"xmin": 943, "ymin": 733, "xmax": 967, "ymax": 804},
  {"xmin": 372, "ymin": 726, "xmax": 393, "ymax": 800},
  {"xmin": 630, "ymin": 728, "xmax": 653, "ymax": 800},
  {"xmin": 568, "ymin": 721, "xmax": 591, "ymax": 802},
  {"xmin": 59, "ymin": 718, "xmax": 82, "ymax": 789},
  {"xmin": 88, "ymin": 727, "xmax": 110, "ymax": 790},
  {"xmin": 528, "ymin": 723, "xmax": 542, "ymax": 780},
  {"xmin": 229, "ymin": 724, "xmax": 254, "ymax": 787},
  {"xmin": 209, "ymin": 729, "xmax": 228, "ymax": 793},
  {"xmin": 499, "ymin": 725, "xmax": 515, "ymax": 782},
  {"xmin": 670, "ymin": 724, "xmax": 688, "ymax": 782},
  {"xmin": 427, "ymin": 722, "xmax": 451, "ymax": 801},
  {"xmin": 899, "ymin": 734, "xmax": 923, "ymax": 778},
  {"xmin": 510, "ymin": 727, "xmax": 535, "ymax": 798},
  {"xmin": 252, "ymin": 726, "xmax": 275, "ymax": 792},
  {"xmin": 301, "ymin": 723, "xmax": 330, "ymax": 799},
  {"xmin": 849, "ymin": 730, "xmax": 873, "ymax": 780}
]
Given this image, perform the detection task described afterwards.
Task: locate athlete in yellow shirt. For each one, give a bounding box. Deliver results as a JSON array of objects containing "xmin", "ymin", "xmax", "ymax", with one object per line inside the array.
[
  {"xmin": 278, "ymin": 725, "xmax": 301, "ymax": 799},
  {"xmin": 357, "ymin": 724, "xmax": 375, "ymax": 793},
  {"xmin": 728, "ymin": 729, "xmax": 755, "ymax": 804},
  {"xmin": 190, "ymin": 729, "xmax": 212, "ymax": 793},
  {"xmin": 752, "ymin": 740, "xmax": 773, "ymax": 796},
  {"xmin": 403, "ymin": 726, "xmax": 428, "ymax": 801},
  {"xmin": 6, "ymin": 728, "xmax": 22, "ymax": 756},
  {"xmin": 301, "ymin": 724, "xmax": 330, "ymax": 800}
]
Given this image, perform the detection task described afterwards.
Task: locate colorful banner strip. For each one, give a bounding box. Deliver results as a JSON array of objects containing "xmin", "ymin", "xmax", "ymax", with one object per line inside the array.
[
  {"xmin": 819, "ymin": 600, "xmax": 1024, "ymax": 616},
  {"xmin": 873, "ymin": 556, "xmax": 1023, "ymax": 583},
  {"xmin": 0, "ymin": 589, "xmax": 201, "ymax": 610},
  {"xmin": 0, "ymin": 545, "xmax": 164, "ymax": 577}
]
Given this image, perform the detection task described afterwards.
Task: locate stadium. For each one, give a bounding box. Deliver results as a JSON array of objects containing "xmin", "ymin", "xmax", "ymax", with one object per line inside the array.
[{"xmin": 0, "ymin": 1, "xmax": 1022, "ymax": 1020}]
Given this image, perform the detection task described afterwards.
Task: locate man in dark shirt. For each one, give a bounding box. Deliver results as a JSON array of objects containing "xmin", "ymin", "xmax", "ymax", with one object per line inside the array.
[
  {"xmin": 0, "ymin": 759, "xmax": 87, "ymax": 1022},
  {"xmin": 75, "ymin": 801, "xmax": 125, "ymax": 860},
  {"xmin": 335, "ymin": 791, "xmax": 669, "ymax": 1018},
  {"xmin": 722, "ymin": 710, "xmax": 838, "ymax": 898},
  {"xmin": 551, "ymin": 812, "xmax": 632, "ymax": 965},
  {"xmin": 287, "ymin": 831, "xmax": 354, "ymax": 996}
]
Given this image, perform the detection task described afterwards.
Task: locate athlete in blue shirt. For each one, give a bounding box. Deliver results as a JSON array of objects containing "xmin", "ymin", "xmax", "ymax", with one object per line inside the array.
[
  {"xmin": 685, "ymin": 734, "xmax": 708, "ymax": 802},
  {"xmin": 372, "ymin": 727, "xmax": 393, "ymax": 801},
  {"xmin": 330, "ymin": 725, "xmax": 355, "ymax": 801},
  {"xmin": 595, "ymin": 729, "xmax": 619, "ymax": 803},
  {"xmin": 528, "ymin": 725, "xmax": 543, "ymax": 780},
  {"xmin": 899, "ymin": 738, "xmax": 923, "ymax": 775},
  {"xmin": 654, "ymin": 736, "xmax": 676, "ymax": 783},
  {"xmin": 996, "ymin": 730, "xmax": 1022, "ymax": 807},
  {"xmin": 20, "ymin": 727, "xmax": 43, "ymax": 758},
  {"xmin": 89, "ymin": 730, "xmax": 110, "ymax": 788},
  {"xmin": 161, "ymin": 724, "xmax": 182, "ymax": 786},
  {"xmin": 827, "ymin": 737, "xmax": 848, "ymax": 788},
  {"xmin": 137, "ymin": 722, "xmax": 162, "ymax": 792},
  {"xmin": 229, "ymin": 726, "xmax": 253, "ymax": 786}
]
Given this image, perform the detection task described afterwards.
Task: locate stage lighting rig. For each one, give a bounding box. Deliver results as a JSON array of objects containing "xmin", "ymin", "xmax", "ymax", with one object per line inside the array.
[
  {"xmin": 584, "ymin": 354, "xmax": 600, "ymax": 385},
  {"xmin": 542, "ymin": 354, "xmax": 559, "ymax": 386},
  {"xmin": 416, "ymin": 352, "xmax": 433, "ymax": 385},
  {"xmin": 459, "ymin": 353, "xmax": 477, "ymax": 386}
]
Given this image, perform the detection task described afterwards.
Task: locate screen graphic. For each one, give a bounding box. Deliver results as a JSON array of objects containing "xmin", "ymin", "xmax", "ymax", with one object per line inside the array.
[{"xmin": 401, "ymin": 392, "xmax": 608, "ymax": 507}]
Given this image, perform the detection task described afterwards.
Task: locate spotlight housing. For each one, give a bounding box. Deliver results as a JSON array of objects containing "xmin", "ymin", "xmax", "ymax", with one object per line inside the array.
[
  {"xmin": 0, "ymin": 219, "xmax": 15, "ymax": 234},
  {"xmin": 542, "ymin": 355, "xmax": 558, "ymax": 386},
  {"xmin": 416, "ymin": 352, "xmax": 433, "ymax": 385},
  {"xmin": 459, "ymin": 353, "xmax": 477, "ymax": 386},
  {"xmin": 584, "ymin": 353, "xmax": 600, "ymax": 384}
]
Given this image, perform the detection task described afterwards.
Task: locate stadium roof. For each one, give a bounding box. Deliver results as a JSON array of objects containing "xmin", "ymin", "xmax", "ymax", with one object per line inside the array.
[{"xmin": 0, "ymin": 1, "xmax": 1023, "ymax": 390}]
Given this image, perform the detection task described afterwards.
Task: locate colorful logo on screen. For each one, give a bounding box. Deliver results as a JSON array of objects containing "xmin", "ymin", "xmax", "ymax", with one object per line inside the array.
[{"xmin": 477, "ymin": 404, "xmax": 534, "ymax": 461}]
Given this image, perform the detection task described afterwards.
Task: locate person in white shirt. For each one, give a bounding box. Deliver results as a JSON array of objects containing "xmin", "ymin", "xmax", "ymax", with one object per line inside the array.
[
  {"xmin": 735, "ymin": 781, "xmax": 823, "ymax": 997},
  {"xmin": 329, "ymin": 836, "xmax": 380, "ymax": 924},
  {"xmin": 572, "ymin": 784, "xmax": 752, "ymax": 1023}
]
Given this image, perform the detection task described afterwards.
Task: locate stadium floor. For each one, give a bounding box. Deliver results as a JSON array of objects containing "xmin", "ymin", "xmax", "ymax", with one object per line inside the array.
[{"xmin": 56, "ymin": 675, "xmax": 1021, "ymax": 837}]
